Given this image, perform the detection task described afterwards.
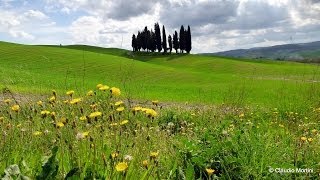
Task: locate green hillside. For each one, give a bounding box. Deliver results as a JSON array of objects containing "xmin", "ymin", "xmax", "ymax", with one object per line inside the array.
[{"xmin": 1, "ymin": 41, "xmax": 320, "ymax": 107}]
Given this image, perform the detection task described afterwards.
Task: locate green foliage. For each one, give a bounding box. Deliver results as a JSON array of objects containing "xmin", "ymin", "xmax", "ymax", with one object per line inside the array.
[{"xmin": 36, "ymin": 146, "xmax": 59, "ymax": 180}]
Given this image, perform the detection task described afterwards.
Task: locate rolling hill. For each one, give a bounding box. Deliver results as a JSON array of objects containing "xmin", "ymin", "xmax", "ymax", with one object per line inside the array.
[
  {"xmin": 0, "ymin": 41, "xmax": 320, "ymax": 107},
  {"xmin": 205, "ymin": 41, "xmax": 320, "ymax": 62}
]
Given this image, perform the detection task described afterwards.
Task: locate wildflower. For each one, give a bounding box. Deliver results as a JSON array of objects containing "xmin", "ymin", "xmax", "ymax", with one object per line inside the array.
[
  {"xmin": 120, "ymin": 120, "xmax": 129, "ymax": 125},
  {"xmin": 51, "ymin": 112, "xmax": 56, "ymax": 119},
  {"xmin": 49, "ymin": 96, "xmax": 56, "ymax": 103},
  {"xmin": 115, "ymin": 101, "xmax": 124, "ymax": 106},
  {"xmin": 133, "ymin": 106, "xmax": 142, "ymax": 111},
  {"xmin": 90, "ymin": 104, "xmax": 97, "ymax": 109},
  {"xmin": 80, "ymin": 116, "xmax": 87, "ymax": 121},
  {"xmin": 41, "ymin": 110, "xmax": 50, "ymax": 118},
  {"xmin": 89, "ymin": 111, "xmax": 102, "ymax": 119},
  {"xmin": 63, "ymin": 100, "xmax": 69, "ymax": 104},
  {"xmin": 124, "ymin": 155, "xmax": 133, "ymax": 161},
  {"xmin": 142, "ymin": 160, "xmax": 148, "ymax": 168},
  {"xmin": 70, "ymin": 98, "xmax": 82, "ymax": 105},
  {"xmin": 96, "ymin": 84, "xmax": 104, "ymax": 89},
  {"xmin": 301, "ymin": 137, "xmax": 307, "ymax": 142},
  {"xmin": 115, "ymin": 162, "xmax": 128, "ymax": 172},
  {"xmin": 4, "ymin": 99, "xmax": 11, "ymax": 104},
  {"xmin": 191, "ymin": 113, "xmax": 196, "ymax": 116},
  {"xmin": 311, "ymin": 129, "xmax": 317, "ymax": 134},
  {"xmin": 145, "ymin": 109, "xmax": 157, "ymax": 118},
  {"xmin": 206, "ymin": 168, "xmax": 215, "ymax": 176},
  {"xmin": 76, "ymin": 131, "xmax": 89, "ymax": 140},
  {"xmin": 33, "ymin": 131, "xmax": 42, "ymax": 136},
  {"xmin": 110, "ymin": 123, "xmax": 118, "ymax": 126},
  {"xmin": 87, "ymin": 90, "xmax": 94, "ymax": 96},
  {"xmin": 152, "ymin": 100, "xmax": 159, "ymax": 106},
  {"xmin": 116, "ymin": 106, "xmax": 125, "ymax": 112},
  {"xmin": 56, "ymin": 122, "xmax": 64, "ymax": 128},
  {"xmin": 111, "ymin": 152, "xmax": 119, "ymax": 159},
  {"xmin": 66, "ymin": 90, "xmax": 75, "ymax": 96},
  {"xmin": 150, "ymin": 151, "xmax": 159, "ymax": 159},
  {"xmin": 37, "ymin": 101, "xmax": 43, "ymax": 106},
  {"xmin": 0, "ymin": 116, "xmax": 4, "ymax": 122},
  {"xmin": 239, "ymin": 113, "xmax": 245, "ymax": 118},
  {"xmin": 99, "ymin": 85, "xmax": 110, "ymax": 91},
  {"xmin": 308, "ymin": 138, "xmax": 313, "ymax": 142},
  {"xmin": 279, "ymin": 124, "xmax": 284, "ymax": 128},
  {"xmin": 110, "ymin": 87, "xmax": 121, "ymax": 96},
  {"xmin": 11, "ymin": 105, "xmax": 20, "ymax": 112}
]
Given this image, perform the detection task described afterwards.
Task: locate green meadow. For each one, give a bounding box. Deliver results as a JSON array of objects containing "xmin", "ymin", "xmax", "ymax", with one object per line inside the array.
[{"xmin": 1, "ymin": 41, "xmax": 320, "ymax": 179}]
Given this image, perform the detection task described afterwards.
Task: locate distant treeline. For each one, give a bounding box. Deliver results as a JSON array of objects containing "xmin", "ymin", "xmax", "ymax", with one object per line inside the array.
[{"xmin": 131, "ymin": 22, "xmax": 191, "ymax": 53}]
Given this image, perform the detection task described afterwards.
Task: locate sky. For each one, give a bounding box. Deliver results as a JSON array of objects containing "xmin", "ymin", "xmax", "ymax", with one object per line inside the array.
[{"xmin": 0, "ymin": 0, "xmax": 320, "ymax": 53}]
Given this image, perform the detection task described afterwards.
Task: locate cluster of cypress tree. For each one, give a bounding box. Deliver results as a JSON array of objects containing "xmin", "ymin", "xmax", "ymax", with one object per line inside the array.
[{"xmin": 132, "ymin": 23, "xmax": 192, "ymax": 53}]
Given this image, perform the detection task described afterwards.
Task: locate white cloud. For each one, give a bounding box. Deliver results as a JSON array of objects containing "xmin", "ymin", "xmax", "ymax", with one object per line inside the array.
[
  {"xmin": 9, "ymin": 30, "xmax": 34, "ymax": 40},
  {"xmin": 24, "ymin": 10, "xmax": 48, "ymax": 20}
]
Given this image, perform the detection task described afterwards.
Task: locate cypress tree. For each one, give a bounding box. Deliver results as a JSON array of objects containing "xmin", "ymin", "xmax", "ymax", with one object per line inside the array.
[
  {"xmin": 186, "ymin": 25, "xmax": 192, "ymax": 53},
  {"xmin": 155, "ymin": 23, "xmax": 162, "ymax": 52},
  {"xmin": 137, "ymin": 31, "xmax": 141, "ymax": 51},
  {"xmin": 168, "ymin": 35, "xmax": 172, "ymax": 53},
  {"xmin": 179, "ymin": 25, "xmax": 185, "ymax": 53},
  {"xmin": 173, "ymin": 31, "xmax": 179, "ymax": 53},
  {"xmin": 162, "ymin": 25, "xmax": 167, "ymax": 53},
  {"xmin": 132, "ymin": 34, "xmax": 137, "ymax": 52}
]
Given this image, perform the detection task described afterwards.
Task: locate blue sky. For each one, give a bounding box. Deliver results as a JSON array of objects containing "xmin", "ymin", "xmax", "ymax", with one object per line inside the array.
[{"xmin": 0, "ymin": 0, "xmax": 320, "ymax": 53}]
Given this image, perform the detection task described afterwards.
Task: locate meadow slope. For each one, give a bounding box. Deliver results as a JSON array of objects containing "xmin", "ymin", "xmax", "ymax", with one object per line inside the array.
[{"xmin": 1, "ymin": 41, "xmax": 320, "ymax": 107}]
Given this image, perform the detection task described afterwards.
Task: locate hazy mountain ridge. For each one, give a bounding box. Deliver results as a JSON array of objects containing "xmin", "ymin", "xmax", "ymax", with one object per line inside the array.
[{"xmin": 204, "ymin": 41, "xmax": 320, "ymax": 62}]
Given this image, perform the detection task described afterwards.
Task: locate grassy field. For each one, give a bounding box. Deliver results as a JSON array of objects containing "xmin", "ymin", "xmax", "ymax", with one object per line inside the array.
[{"xmin": 1, "ymin": 41, "xmax": 320, "ymax": 179}]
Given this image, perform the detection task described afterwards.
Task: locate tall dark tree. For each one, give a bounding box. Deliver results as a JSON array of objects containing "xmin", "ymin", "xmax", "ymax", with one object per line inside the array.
[
  {"xmin": 168, "ymin": 35, "xmax": 172, "ymax": 53},
  {"xmin": 185, "ymin": 25, "xmax": 192, "ymax": 53},
  {"xmin": 173, "ymin": 31, "xmax": 179, "ymax": 53},
  {"xmin": 137, "ymin": 31, "xmax": 142, "ymax": 51},
  {"xmin": 132, "ymin": 34, "xmax": 137, "ymax": 52},
  {"xmin": 151, "ymin": 30, "xmax": 157, "ymax": 52},
  {"xmin": 154, "ymin": 23, "xmax": 162, "ymax": 52},
  {"xmin": 179, "ymin": 25, "xmax": 185, "ymax": 53},
  {"xmin": 162, "ymin": 25, "xmax": 167, "ymax": 53}
]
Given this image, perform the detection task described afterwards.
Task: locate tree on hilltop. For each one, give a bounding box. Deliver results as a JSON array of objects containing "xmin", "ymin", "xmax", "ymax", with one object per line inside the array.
[
  {"xmin": 173, "ymin": 31, "xmax": 179, "ymax": 53},
  {"xmin": 168, "ymin": 35, "xmax": 172, "ymax": 53},
  {"xmin": 186, "ymin": 25, "xmax": 192, "ymax": 53},
  {"xmin": 155, "ymin": 23, "xmax": 162, "ymax": 52},
  {"xmin": 162, "ymin": 25, "xmax": 167, "ymax": 53},
  {"xmin": 179, "ymin": 25, "xmax": 185, "ymax": 53}
]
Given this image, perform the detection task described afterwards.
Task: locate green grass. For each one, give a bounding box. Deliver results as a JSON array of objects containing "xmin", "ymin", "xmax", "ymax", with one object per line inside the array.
[
  {"xmin": 1, "ymin": 41, "xmax": 320, "ymax": 108},
  {"xmin": 1, "ymin": 41, "xmax": 320, "ymax": 179}
]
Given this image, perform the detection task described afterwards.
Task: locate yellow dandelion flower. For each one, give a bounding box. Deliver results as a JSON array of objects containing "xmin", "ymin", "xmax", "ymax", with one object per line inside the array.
[
  {"xmin": 311, "ymin": 129, "xmax": 317, "ymax": 134},
  {"xmin": 308, "ymin": 138, "xmax": 313, "ymax": 142},
  {"xmin": 80, "ymin": 116, "xmax": 87, "ymax": 121},
  {"xmin": 191, "ymin": 113, "xmax": 196, "ymax": 116},
  {"xmin": 66, "ymin": 90, "xmax": 75, "ymax": 96},
  {"xmin": 70, "ymin": 98, "xmax": 82, "ymax": 105},
  {"xmin": 90, "ymin": 104, "xmax": 97, "ymax": 109},
  {"xmin": 16, "ymin": 124, "xmax": 22, "ymax": 128},
  {"xmin": 96, "ymin": 83, "xmax": 104, "ymax": 89},
  {"xmin": 133, "ymin": 106, "xmax": 142, "ymax": 111},
  {"xmin": 49, "ymin": 96, "xmax": 56, "ymax": 103},
  {"xmin": 145, "ymin": 109, "xmax": 157, "ymax": 118},
  {"xmin": 120, "ymin": 120, "xmax": 129, "ymax": 125},
  {"xmin": 0, "ymin": 116, "xmax": 4, "ymax": 122},
  {"xmin": 150, "ymin": 151, "xmax": 159, "ymax": 159},
  {"xmin": 99, "ymin": 85, "xmax": 110, "ymax": 91},
  {"xmin": 111, "ymin": 152, "xmax": 119, "ymax": 159},
  {"xmin": 11, "ymin": 105, "xmax": 20, "ymax": 112},
  {"xmin": 41, "ymin": 110, "xmax": 51, "ymax": 117},
  {"xmin": 116, "ymin": 106, "xmax": 125, "ymax": 112},
  {"xmin": 152, "ymin": 100, "xmax": 159, "ymax": 106},
  {"xmin": 37, "ymin": 101, "xmax": 43, "ymax": 106},
  {"xmin": 206, "ymin": 168, "xmax": 215, "ymax": 176},
  {"xmin": 110, "ymin": 87, "xmax": 121, "ymax": 97},
  {"xmin": 89, "ymin": 111, "xmax": 102, "ymax": 119},
  {"xmin": 4, "ymin": 99, "xmax": 11, "ymax": 104},
  {"xmin": 115, "ymin": 162, "xmax": 128, "ymax": 172},
  {"xmin": 301, "ymin": 137, "xmax": 307, "ymax": 141},
  {"xmin": 142, "ymin": 160, "xmax": 148, "ymax": 168},
  {"xmin": 56, "ymin": 122, "xmax": 64, "ymax": 128},
  {"xmin": 87, "ymin": 90, "xmax": 94, "ymax": 96},
  {"xmin": 82, "ymin": 131, "xmax": 89, "ymax": 137},
  {"xmin": 115, "ymin": 101, "xmax": 124, "ymax": 106},
  {"xmin": 110, "ymin": 123, "xmax": 118, "ymax": 126},
  {"xmin": 33, "ymin": 131, "xmax": 42, "ymax": 136},
  {"xmin": 63, "ymin": 100, "xmax": 69, "ymax": 104},
  {"xmin": 239, "ymin": 113, "xmax": 245, "ymax": 118}
]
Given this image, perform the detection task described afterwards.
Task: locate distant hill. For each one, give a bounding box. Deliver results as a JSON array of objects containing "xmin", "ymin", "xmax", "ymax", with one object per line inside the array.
[{"xmin": 203, "ymin": 41, "xmax": 320, "ymax": 62}]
